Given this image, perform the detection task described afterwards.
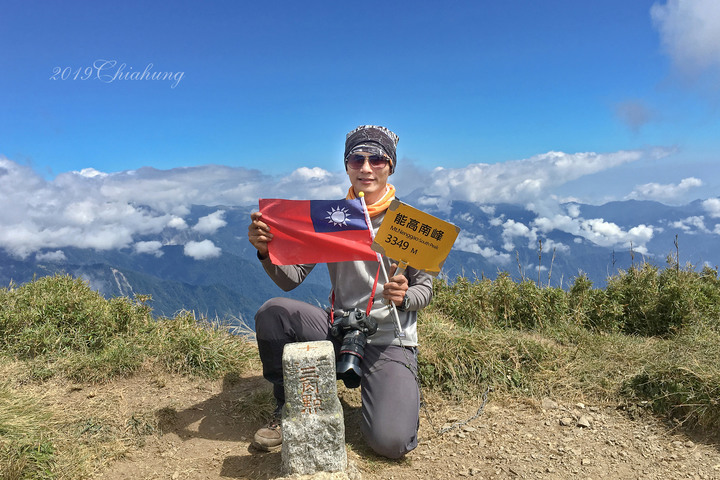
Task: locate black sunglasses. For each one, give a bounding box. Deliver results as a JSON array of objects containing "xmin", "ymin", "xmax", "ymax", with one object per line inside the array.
[{"xmin": 345, "ymin": 153, "xmax": 390, "ymax": 170}]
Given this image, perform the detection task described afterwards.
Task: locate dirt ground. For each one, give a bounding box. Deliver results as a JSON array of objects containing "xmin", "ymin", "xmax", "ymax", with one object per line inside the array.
[{"xmin": 87, "ymin": 370, "xmax": 720, "ymax": 480}]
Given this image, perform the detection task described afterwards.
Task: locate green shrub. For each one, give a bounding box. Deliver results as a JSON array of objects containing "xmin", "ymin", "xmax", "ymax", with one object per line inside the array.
[
  {"xmin": 62, "ymin": 337, "xmax": 145, "ymax": 383},
  {"xmin": 489, "ymin": 272, "xmax": 519, "ymax": 327},
  {"xmin": 0, "ymin": 275, "xmax": 256, "ymax": 383},
  {"xmin": 606, "ymin": 263, "xmax": 662, "ymax": 336},
  {"xmin": 568, "ymin": 274, "xmax": 624, "ymax": 332},
  {"xmin": 152, "ymin": 311, "xmax": 255, "ymax": 379},
  {"xmin": 430, "ymin": 276, "xmax": 493, "ymax": 329},
  {"xmin": 0, "ymin": 275, "xmax": 152, "ymax": 358},
  {"xmin": 697, "ymin": 265, "xmax": 720, "ymax": 328},
  {"xmin": 511, "ymin": 282, "xmax": 568, "ymax": 329},
  {"xmin": 621, "ymin": 345, "xmax": 720, "ymax": 431},
  {"xmin": 418, "ymin": 312, "xmax": 566, "ymax": 397},
  {"xmin": 603, "ymin": 260, "xmax": 720, "ymax": 337}
]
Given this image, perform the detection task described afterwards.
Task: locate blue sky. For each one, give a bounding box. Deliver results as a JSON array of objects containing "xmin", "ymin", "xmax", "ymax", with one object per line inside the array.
[
  {"xmin": 1, "ymin": 1, "xmax": 720, "ymax": 260},
  {"xmin": 1, "ymin": 1, "xmax": 717, "ymax": 176}
]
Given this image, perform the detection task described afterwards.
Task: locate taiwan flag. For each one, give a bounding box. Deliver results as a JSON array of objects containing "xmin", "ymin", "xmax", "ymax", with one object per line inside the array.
[{"xmin": 259, "ymin": 198, "xmax": 378, "ymax": 265}]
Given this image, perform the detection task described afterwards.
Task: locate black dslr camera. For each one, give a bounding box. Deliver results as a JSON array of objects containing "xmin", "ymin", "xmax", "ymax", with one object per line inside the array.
[{"xmin": 330, "ymin": 308, "xmax": 378, "ymax": 388}]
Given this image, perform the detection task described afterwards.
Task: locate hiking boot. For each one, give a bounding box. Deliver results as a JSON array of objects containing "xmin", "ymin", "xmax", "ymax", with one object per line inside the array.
[{"xmin": 252, "ymin": 419, "xmax": 282, "ymax": 451}]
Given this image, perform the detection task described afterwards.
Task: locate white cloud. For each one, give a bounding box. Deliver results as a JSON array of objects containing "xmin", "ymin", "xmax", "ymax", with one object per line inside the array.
[
  {"xmin": 668, "ymin": 216, "xmax": 708, "ymax": 233},
  {"xmin": 425, "ymin": 149, "xmax": 671, "ymax": 204},
  {"xmin": 35, "ymin": 250, "xmax": 67, "ymax": 262},
  {"xmin": 0, "ymin": 156, "xmax": 347, "ymax": 258},
  {"xmin": 479, "ymin": 205, "xmax": 496, "ymax": 216},
  {"xmin": 628, "ymin": 225, "xmax": 655, "ymax": 244},
  {"xmin": 541, "ymin": 239, "xmax": 570, "ymax": 254},
  {"xmin": 651, "ymin": 0, "xmax": 720, "ymax": 76},
  {"xmin": 534, "ymin": 214, "xmax": 576, "ymax": 233},
  {"xmin": 134, "ymin": 241, "xmax": 164, "ymax": 257},
  {"xmin": 454, "ymin": 232, "xmax": 511, "ymax": 263},
  {"xmin": 500, "ymin": 219, "xmax": 538, "ymax": 252},
  {"xmin": 489, "ymin": 216, "xmax": 504, "ymax": 227},
  {"xmin": 533, "ymin": 212, "xmax": 655, "ymax": 250},
  {"xmin": 455, "ymin": 212, "xmax": 475, "ymax": 224},
  {"xmin": 0, "ymin": 148, "xmax": 678, "ymax": 259},
  {"xmin": 193, "ymin": 210, "xmax": 227, "ymax": 235},
  {"xmin": 566, "ymin": 204, "xmax": 581, "ymax": 218},
  {"xmin": 184, "ymin": 240, "xmax": 221, "ymax": 260},
  {"xmin": 626, "ymin": 177, "xmax": 703, "ymax": 201},
  {"xmin": 168, "ymin": 216, "xmax": 188, "ymax": 230},
  {"xmin": 416, "ymin": 195, "xmax": 452, "ymax": 213},
  {"xmin": 581, "ymin": 219, "xmax": 654, "ymax": 248},
  {"xmin": 275, "ymin": 167, "xmax": 347, "ymax": 199},
  {"xmin": 74, "ymin": 168, "xmax": 108, "ymax": 178},
  {"xmin": 703, "ymin": 198, "xmax": 720, "ymax": 217}
]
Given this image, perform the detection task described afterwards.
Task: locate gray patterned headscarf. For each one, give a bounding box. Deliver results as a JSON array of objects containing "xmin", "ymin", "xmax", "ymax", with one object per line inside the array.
[{"xmin": 344, "ymin": 125, "xmax": 400, "ymax": 173}]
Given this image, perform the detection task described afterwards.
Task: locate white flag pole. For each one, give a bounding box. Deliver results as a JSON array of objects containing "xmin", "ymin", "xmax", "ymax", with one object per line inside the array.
[{"xmin": 358, "ymin": 192, "xmax": 405, "ymax": 338}]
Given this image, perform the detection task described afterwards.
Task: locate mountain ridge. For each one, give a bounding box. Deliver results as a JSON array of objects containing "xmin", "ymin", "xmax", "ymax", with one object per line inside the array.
[{"xmin": 1, "ymin": 198, "xmax": 717, "ymax": 326}]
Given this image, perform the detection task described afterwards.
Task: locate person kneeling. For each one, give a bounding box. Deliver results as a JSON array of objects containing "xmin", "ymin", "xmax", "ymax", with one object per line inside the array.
[{"xmin": 247, "ymin": 125, "xmax": 433, "ymax": 458}]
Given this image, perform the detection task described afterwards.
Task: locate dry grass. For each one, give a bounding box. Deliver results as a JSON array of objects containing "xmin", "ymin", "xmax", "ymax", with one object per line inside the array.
[{"xmin": 3, "ymin": 268, "xmax": 720, "ymax": 478}]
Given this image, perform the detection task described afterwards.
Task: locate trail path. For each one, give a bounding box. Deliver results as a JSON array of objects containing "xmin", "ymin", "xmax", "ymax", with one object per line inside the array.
[{"xmin": 91, "ymin": 371, "xmax": 720, "ymax": 480}]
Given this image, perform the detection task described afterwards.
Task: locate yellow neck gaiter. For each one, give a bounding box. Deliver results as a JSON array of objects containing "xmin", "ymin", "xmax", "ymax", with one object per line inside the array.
[{"xmin": 346, "ymin": 184, "xmax": 396, "ymax": 218}]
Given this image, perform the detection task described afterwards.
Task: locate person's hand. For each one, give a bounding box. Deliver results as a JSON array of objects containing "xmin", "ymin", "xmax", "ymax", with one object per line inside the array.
[
  {"xmin": 248, "ymin": 211, "xmax": 273, "ymax": 259},
  {"xmin": 383, "ymin": 263, "xmax": 408, "ymax": 306}
]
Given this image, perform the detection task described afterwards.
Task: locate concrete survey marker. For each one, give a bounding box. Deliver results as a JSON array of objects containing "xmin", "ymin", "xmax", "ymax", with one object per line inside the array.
[{"xmin": 281, "ymin": 340, "xmax": 347, "ymax": 476}]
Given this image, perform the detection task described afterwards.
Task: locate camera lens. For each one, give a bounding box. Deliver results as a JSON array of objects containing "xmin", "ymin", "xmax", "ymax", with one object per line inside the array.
[
  {"xmin": 331, "ymin": 309, "xmax": 378, "ymax": 389},
  {"xmin": 336, "ymin": 330, "xmax": 366, "ymax": 388}
]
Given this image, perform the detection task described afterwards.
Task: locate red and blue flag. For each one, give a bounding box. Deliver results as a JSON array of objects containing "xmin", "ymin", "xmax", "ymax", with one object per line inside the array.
[{"xmin": 259, "ymin": 198, "xmax": 377, "ymax": 265}]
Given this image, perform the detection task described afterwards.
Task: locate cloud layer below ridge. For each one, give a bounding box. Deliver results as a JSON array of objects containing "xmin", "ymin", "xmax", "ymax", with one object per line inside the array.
[{"xmin": 0, "ymin": 146, "xmax": 712, "ymax": 260}]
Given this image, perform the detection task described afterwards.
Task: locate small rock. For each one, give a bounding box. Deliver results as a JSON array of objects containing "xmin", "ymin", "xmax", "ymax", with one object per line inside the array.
[
  {"xmin": 577, "ymin": 415, "xmax": 592, "ymax": 428},
  {"xmin": 462, "ymin": 426, "xmax": 477, "ymax": 433},
  {"xmin": 469, "ymin": 468, "xmax": 481, "ymax": 476},
  {"xmin": 542, "ymin": 398, "xmax": 559, "ymax": 410},
  {"xmin": 685, "ymin": 440, "xmax": 695, "ymax": 448},
  {"xmin": 576, "ymin": 402, "xmax": 586, "ymax": 409},
  {"xmin": 581, "ymin": 458, "xmax": 591, "ymax": 466},
  {"xmin": 560, "ymin": 417, "xmax": 574, "ymax": 426}
]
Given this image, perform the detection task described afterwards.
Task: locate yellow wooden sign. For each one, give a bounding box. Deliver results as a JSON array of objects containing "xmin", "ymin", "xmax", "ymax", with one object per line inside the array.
[{"xmin": 372, "ymin": 200, "xmax": 460, "ymax": 276}]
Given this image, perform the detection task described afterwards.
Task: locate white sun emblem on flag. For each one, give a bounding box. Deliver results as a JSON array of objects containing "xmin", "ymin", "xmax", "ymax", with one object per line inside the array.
[{"xmin": 326, "ymin": 206, "xmax": 351, "ymax": 227}]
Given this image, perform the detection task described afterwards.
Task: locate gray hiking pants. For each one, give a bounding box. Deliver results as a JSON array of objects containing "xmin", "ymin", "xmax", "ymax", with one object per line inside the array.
[{"xmin": 255, "ymin": 297, "xmax": 420, "ymax": 459}]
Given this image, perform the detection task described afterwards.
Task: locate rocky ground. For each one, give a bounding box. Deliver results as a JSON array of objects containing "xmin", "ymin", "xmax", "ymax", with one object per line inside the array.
[{"xmin": 89, "ymin": 370, "xmax": 720, "ymax": 480}]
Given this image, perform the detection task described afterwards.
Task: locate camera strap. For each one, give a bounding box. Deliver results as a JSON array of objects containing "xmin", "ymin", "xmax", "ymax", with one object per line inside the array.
[{"xmin": 329, "ymin": 261, "xmax": 382, "ymax": 325}]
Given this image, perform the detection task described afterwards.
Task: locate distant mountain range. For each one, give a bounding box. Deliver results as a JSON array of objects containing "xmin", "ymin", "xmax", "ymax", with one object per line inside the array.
[{"xmin": 1, "ymin": 199, "xmax": 717, "ymax": 330}]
